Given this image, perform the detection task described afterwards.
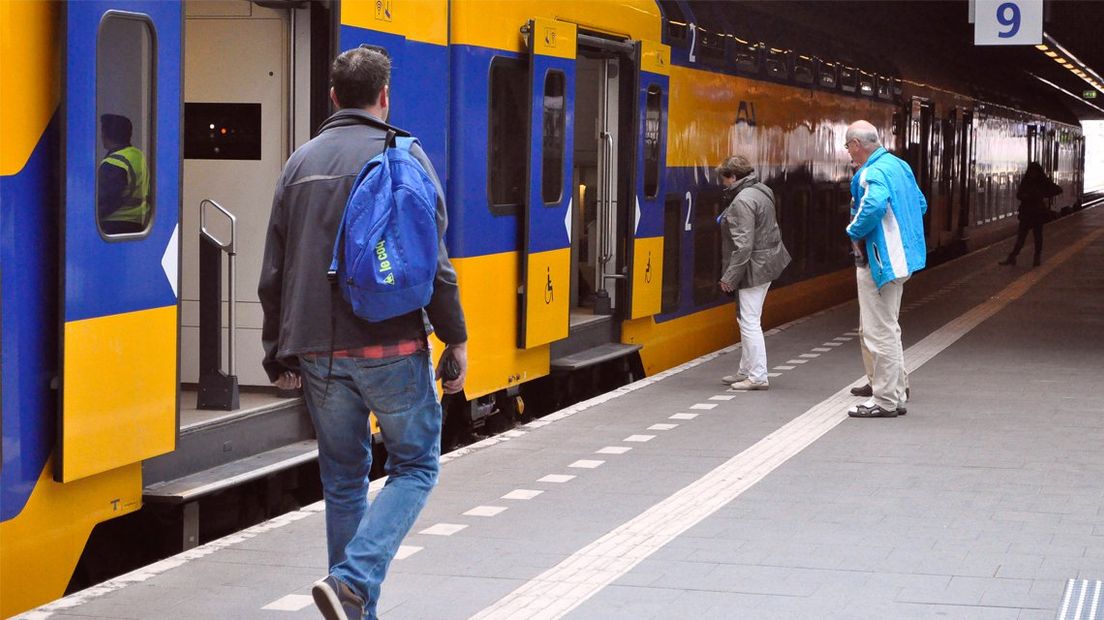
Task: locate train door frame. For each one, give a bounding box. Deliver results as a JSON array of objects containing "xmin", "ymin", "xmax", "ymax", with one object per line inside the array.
[
  {"xmin": 957, "ymin": 109, "xmax": 975, "ymax": 237},
  {"xmin": 57, "ymin": 1, "xmax": 183, "ymax": 482},
  {"xmin": 908, "ymin": 97, "xmax": 934, "ymax": 242}
]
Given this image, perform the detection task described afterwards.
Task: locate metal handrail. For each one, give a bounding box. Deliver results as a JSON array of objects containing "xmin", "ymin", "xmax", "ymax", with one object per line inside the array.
[{"xmin": 199, "ymin": 198, "xmax": 237, "ymax": 375}]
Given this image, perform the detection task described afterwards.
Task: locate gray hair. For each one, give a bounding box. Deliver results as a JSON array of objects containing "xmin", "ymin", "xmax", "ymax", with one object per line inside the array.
[
  {"xmin": 846, "ymin": 120, "xmax": 881, "ymax": 147},
  {"xmin": 716, "ymin": 155, "xmax": 754, "ymax": 181}
]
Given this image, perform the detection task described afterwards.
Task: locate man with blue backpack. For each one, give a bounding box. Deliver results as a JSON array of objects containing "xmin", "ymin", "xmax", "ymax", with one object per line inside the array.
[{"xmin": 258, "ymin": 46, "xmax": 466, "ymax": 620}]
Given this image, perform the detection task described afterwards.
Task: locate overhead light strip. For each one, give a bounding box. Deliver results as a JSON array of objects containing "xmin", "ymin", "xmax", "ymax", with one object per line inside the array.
[{"xmin": 1028, "ymin": 71, "xmax": 1104, "ymax": 115}]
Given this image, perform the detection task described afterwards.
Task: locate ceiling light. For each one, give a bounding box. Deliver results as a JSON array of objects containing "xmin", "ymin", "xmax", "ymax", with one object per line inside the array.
[
  {"xmin": 1035, "ymin": 44, "xmax": 1049, "ymax": 51},
  {"xmin": 1053, "ymin": 57, "xmax": 1068, "ymax": 63},
  {"xmin": 1045, "ymin": 50, "xmax": 1058, "ymax": 57}
]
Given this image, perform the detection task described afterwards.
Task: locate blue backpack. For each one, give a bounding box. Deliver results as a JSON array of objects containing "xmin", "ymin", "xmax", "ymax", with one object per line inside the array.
[{"xmin": 329, "ymin": 131, "xmax": 439, "ymax": 322}]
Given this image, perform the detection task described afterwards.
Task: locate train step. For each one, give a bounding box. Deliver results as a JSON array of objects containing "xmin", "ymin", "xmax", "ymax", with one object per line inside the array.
[
  {"xmin": 143, "ymin": 390, "xmax": 314, "ymax": 487},
  {"xmin": 550, "ymin": 342, "xmax": 642, "ymax": 373},
  {"xmin": 143, "ymin": 439, "xmax": 318, "ymax": 549}
]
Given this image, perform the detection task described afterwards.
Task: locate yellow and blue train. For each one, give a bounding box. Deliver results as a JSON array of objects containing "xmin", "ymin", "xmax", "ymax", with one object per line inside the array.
[{"xmin": 0, "ymin": 0, "xmax": 1085, "ymax": 615}]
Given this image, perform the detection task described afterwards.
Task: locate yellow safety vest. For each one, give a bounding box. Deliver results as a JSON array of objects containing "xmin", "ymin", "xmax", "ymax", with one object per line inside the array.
[{"xmin": 101, "ymin": 146, "xmax": 150, "ymax": 225}]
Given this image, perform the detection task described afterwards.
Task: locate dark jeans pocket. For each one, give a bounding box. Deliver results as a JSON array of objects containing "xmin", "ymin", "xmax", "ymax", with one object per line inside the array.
[{"xmin": 355, "ymin": 356, "xmax": 420, "ymax": 415}]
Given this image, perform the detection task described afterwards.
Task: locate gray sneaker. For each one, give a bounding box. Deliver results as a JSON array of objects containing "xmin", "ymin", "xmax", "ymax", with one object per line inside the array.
[
  {"xmin": 312, "ymin": 575, "xmax": 365, "ymax": 620},
  {"xmin": 721, "ymin": 374, "xmax": 748, "ymax": 385},
  {"xmin": 728, "ymin": 379, "xmax": 769, "ymax": 391}
]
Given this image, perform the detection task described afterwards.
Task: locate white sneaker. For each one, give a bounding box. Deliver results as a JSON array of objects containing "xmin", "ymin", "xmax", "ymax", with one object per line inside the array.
[
  {"xmin": 721, "ymin": 374, "xmax": 748, "ymax": 385},
  {"xmin": 728, "ymin": 379, "xmax": 769, "ymax": 391}
]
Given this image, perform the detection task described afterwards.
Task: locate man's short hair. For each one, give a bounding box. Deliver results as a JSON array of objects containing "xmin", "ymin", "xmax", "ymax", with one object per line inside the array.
[
  {"xmin": 716, "ymin": 155, "xmax": 754, "ymax": 181},
  {"xmin": 846, "ymin": 122, "xmax": 881, "ymax": 147},
  {"xmin": 100, "ymin": 114, "xmax": 132, "ymax": 144},
  {"xmin": 331, "ymin": 46, "xmax": 391, "ymax": 109}
]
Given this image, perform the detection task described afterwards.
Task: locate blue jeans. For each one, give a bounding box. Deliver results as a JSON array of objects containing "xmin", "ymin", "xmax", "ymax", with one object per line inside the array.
[{"xmin": 298, "ymin": 351, "xmax": 441, "ymax": 619}]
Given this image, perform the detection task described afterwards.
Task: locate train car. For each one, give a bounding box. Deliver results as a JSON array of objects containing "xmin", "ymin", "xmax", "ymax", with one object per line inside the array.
[{"xmin": 0, "ymin": 0, "xmax": 1086, "ymax": 615}]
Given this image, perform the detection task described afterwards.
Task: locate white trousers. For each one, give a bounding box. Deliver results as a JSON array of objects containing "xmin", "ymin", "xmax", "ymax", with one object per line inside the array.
[
  {"xmin": 856, "ymin": 267, "xmax": 908, "ymax": 409},
  {"xmin": 737, "ymin": 282, "xmax": 771, "ymax": 383}
]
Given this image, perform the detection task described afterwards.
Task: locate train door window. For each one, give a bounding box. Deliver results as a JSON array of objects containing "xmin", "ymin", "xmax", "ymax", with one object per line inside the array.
[
  {"xmin": 793, "ymin": 55, "xmax": 814, "ymax": 85},
  {"xmin": 661, "ymin": 195, "xmax": 681, "ymax": 313},
  {"xmin": 96, "ymin": 13, "xmax": 156, "ymax": 238},
  {"xmin": 875, "ymin": 76, "xmax": 892, "ymax": 100},
  {"xmin": 541, "ymin": 70, "xmax": 566, "ymax": 203},
  {"xmin": 488, "ymin": 58, "xmax": 528, "ymax": 213},
  {"xmin": 644, "ymin": 85, "xmax": 663, "ymax": 198}
]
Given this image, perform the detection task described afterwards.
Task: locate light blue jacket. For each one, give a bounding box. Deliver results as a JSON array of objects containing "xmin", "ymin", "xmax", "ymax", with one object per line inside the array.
[{"xmin": 847, "ymin": 147, "xmax": 927, "ymax": 288}]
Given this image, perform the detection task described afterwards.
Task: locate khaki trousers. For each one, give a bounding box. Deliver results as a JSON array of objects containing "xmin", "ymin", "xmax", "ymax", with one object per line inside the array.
[{"xmin": 856, "ymin": 266, "xmax": 909, "ymax": 410}]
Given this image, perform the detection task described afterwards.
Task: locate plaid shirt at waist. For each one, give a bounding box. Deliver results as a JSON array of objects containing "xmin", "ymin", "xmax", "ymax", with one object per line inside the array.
[{"xmin": 304, "ymin": 338, "xmax": 427, "ymax": 360}]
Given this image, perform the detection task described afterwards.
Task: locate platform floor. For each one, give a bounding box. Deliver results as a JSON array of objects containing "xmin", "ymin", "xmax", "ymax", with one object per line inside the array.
[{"xmin": 23, "ymin": 208, "xmax": 1104, "ymax": 620}]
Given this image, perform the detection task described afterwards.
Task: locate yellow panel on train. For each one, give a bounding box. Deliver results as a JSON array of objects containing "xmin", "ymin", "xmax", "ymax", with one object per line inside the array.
[
  {"xmin": 0, "ymin": 0, "xmax": 60, "ymax": 176},
  {"xmin": 61, "ymin": 306, "xmax": 177, "ymax": 482},
  {"xmin": 630, "ymin": 236, "xmax": 663, "ymax": 319},
  {"xmin": 341, "ymin": 0, "xmax": 447, "ymax": 47},
  {"xmin": 450, "ymin": 0, "xmax": 661, "ymax": 53}
]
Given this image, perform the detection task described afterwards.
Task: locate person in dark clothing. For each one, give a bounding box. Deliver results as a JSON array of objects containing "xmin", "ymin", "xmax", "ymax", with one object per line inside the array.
[
  {"xmin": 98, "ymin": 114, "xmax": 150, "ymax": 235},
  {"xmin": 258, "ymin": 47, "xmax": 467, "ymax": 620},
  {"xmin": 999, "ymin": 162, "xmax": 1062, "ymax": 267}
]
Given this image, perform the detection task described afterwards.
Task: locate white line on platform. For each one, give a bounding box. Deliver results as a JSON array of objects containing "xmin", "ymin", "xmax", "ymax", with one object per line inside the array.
[
  {"xmin": 596, "ymin": 446, "xmax": 632, "ymax": 455},
  {"xmin": 774, "ymin": 365, "xmax": 795, "ymax": 370},
  {"xmin": 767, "ymin": 372, "xmax": 781, "ymax": 378},
  {"xmin": 709, "ymin": 395, "xmax": 736, "ymax": 401},
  {"xmin": 822, "ymin": 342, "xmax": 843, "ymax": 347},
  {"xmin": 464, "ymin": 506, "xmax": 508, "ymax": 517},
  {"xmin": 812, "ymin": 347, "xmax": 832, "ymax": 352},
  {"xmin": 262, "ymin": 594, "xmax": 314, "ymax": 611},
  {"xmin": 468, "ymin": 229, "xmax": 1104, "ymax": 620},
  {"xmin": 834, "ymin": 336, "xmax": 852, "ymax": 342},
  {"xmin": 799, "ymin": 353, "xmax": 820, "ymax": 358},
  {"xmin": 623, "ymin": 435, "xmax": 655, "ymax": 442},
  {"xmin": 689, "ymin": 403, "xmax": 717, "ymax": 410},
  {"xmin": 502, "ymin": 489, "xmax": 544, "ymax": 500},
  {"xmin": 669, "ymin": 413, "xmax": 698, "ymax": 420},
  {"xmin": 785, "ymin": 359, "xmax": 809, "ymax": 364},
  {"xmin": 394, "ymin": 546, "xmax": 423, "ymax": 560},
  {"xmin": 647, "ymin": 423, "xmax": 678, "ymax": 431},
  {"xmin": 569, "ymin": 460, "xmax": 605, "ymax": 469},
  {"xmin": 538, "ymin": 474, "xmax": 576, "ymax": 483},
  {"xmin": 420, "ymin": 523, "xmax": 467, "ymax": 536}
]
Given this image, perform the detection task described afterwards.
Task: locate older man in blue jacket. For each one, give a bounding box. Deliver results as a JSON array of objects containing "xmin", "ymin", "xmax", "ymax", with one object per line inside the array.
[{"xmin": 844, "ymin": 120, "xmax": 926, "ymax": 418}]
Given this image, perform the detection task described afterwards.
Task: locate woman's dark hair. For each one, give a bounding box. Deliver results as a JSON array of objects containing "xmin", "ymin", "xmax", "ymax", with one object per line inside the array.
[{"xmin": 330, "ymin": 47, "xmax": 391, "ymax": 109}]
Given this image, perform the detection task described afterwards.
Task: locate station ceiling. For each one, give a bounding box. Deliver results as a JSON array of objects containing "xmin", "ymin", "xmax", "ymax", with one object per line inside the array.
[{"xmin": 688, "ymin": 0, "xmax": 1104, "ymax": 122}]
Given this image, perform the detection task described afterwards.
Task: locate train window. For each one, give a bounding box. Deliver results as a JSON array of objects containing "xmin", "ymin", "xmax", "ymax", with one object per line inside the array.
[
  {"xmin": 858, "ymin": 71, "xmax": 875, "ymax": 96},
  {"xmin": 839, "ymin": 66, "xmax": 857, "ymax": 93},
  {"xmin": 697, "ymin": 29, "xmax": 726, "ymax": 66},
  {"xmin": 875, "ymin": 76, "xmax": 892, "ymax": 100},
  {"xmin": 96, "ymin": 13, "xmax": 156, "ymax": 239},
  {"xmin": 488, "ymin": 58, "xmax": 527, "ymax": 212},
  {"xmin": 692, "ymin": 189, "xmax": 724, "ymax": 306},
  {"xmin": 731, "ymin": 38, "xmax": 760, "ymax": 74},
  {"xmin": 661, "ymin": 195, "xmax": 681, "ymax": 313},
  {"xmin": 541, "ymin": 70, "xmax": 565, "ymax": 204},
  {"xmin": 817, "ymin": 61, "xmax": 838, "ymax": 89},
  {"xmin": 765, "ymin": 49, "xmax": 789, "ymax": 80},
  {"xmin": 643, "ymin": 85, "xmax": 663, "ymax": 198},
  {"xmin": 793, "ymin": 56, "xmax": 815, "ymax": 85}
]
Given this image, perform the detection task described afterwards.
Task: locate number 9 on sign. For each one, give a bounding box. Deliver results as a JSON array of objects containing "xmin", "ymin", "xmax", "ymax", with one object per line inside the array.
[{"xmin": 996, "ymin": 1, "xmax": 1020, "ymax": 38}]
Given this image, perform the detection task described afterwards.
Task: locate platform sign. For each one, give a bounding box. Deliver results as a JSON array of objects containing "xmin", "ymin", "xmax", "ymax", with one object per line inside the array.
[{"xmin": 975, "ymin": 0, "xmax": 1042, "ymax": 45}]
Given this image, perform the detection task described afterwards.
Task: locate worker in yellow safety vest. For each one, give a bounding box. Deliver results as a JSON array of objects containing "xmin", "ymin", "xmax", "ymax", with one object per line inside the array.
[{"xmin": 98, "ymin": 113, "xmax": 150, "ymax": 235}]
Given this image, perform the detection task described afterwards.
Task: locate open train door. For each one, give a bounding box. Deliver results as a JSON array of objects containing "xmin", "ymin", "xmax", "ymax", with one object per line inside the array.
[
  {"xmin": 625, "ymin": 40, "xmax": 670, "ymax": 319},
  {"xmin": 518, "ymin": 18, "xmax": 576, "ymax": 349},
  {"xmin": 58, "ymin": 1, "xmax": 182, "ymax": 482}
]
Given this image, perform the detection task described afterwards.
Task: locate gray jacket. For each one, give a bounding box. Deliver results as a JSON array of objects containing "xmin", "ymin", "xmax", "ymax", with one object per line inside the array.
[
  {"xmin": 719, "ymin": 175, "xmax": 791, "ymax": 289},
  {"xmin": 258, "ymin": 109, "xmax": 466, "ymax": 382}
]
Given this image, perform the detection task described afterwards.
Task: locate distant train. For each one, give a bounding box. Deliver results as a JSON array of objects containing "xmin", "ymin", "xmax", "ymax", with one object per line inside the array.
[{"xmin": 0, "ymin": 0, "xmax": 1085, "ymax": 615}]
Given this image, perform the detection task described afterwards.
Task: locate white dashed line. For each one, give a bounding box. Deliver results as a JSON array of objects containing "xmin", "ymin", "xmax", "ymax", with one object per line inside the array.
[
  {"xmin": 647, "ymin": 423, "xmax": 678, "ymax": 431},
  {"xmin": 834, "ymin": 336, "xmax": 852, "ymax": 342},
  {"xmin": 785, "ymin": 359, "xmax": 809, "ymax": 364},
  {"xmin": 709, "ymin": 395, "xmax": 736, "ymax": 401},
  {"xmin": 395, "ymin": 545, "xmax": 423, "ymax": 560},
  {"xmin": 669, "ymin": 413, "xmax": 698, "ymax": 420},
  {"xmin": 767, "ymin": 372, "xmax": 781, "ymax": 378},
  {"xmin": 812, "ymin": 347, "xmax": 832, "ymax": 352},
  {"xmin": 502, "ymin": 430, "xmax": 527, "ymax": 438},
  {"xmin": 822, "ymin": 342, "xmax": 843, "ymax": 347},
  {"xmin": 799, "ymin": 353, "xmax": 820, "ymax": 358},
  {"xmin": 538, "ymin": 474, "xmax": 576, "ymax": 483},
  {"xmin": 420, "ymin": 523, "xmax": 467, "ymax": 536},
  {"xmin": 502, "ymin": 489, "xmax": 544, "ymax": 500},
  {"xmin": 262, "ymin": 595, "xmax": 314, "ymax": 612},
  {"xmin": 623, "ymin": 435, "xmax": 655, "ymax": 442},
  {"xmin": 464, "ymin": 506, "xmax": 508, "ymax": 517},
  {"xmin": 774, "ymin": 365, "xmax": 795, "ymax": 370},
  {"xmin": 596, "ymin": 446, "xmax": 632, "ymax": 455},
  {"xmin": 569, "ymin": 460, "xmax": 605, "ymax": 469},
  {"xmin": 690, "ymin": 403, "xmax": 717, "ymax": 410}
]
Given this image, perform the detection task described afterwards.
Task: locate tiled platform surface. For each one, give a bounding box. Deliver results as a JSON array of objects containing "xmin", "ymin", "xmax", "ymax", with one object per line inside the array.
[{"xmin": 24, "ymin": 208, "xmax": 1104, "ymax": 620}]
